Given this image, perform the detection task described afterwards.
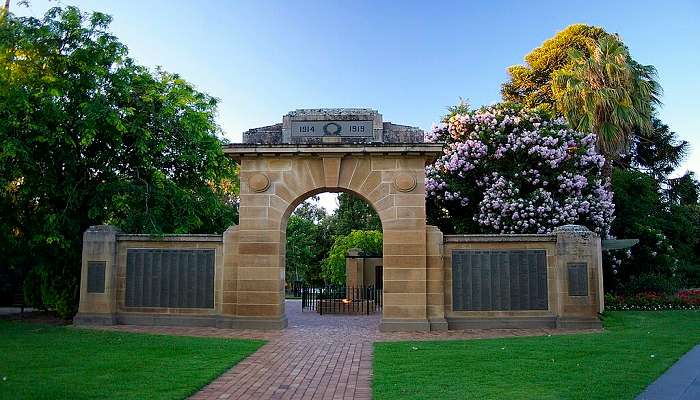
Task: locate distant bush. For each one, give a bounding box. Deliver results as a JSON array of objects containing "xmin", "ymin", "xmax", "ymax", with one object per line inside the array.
[
  {"xmin": 622, "ymin": 273, "xmax": 684, "ymax": 296},
  {"xmin": 322, "ymin": 230, "xmax": 382, "ymax": 285}
]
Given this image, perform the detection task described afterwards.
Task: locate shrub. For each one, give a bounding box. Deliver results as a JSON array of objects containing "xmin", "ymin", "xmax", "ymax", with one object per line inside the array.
[
  {"xmin": 322, "ymin": 230, "xmax": 382, "ymax": 285},
  {"xmin": 622, "ymin": 273, "xmax": 683, "ymax": 296},
  {"xmin": 426, "ymin": 103, "xmax": 614, "ymax": 237}
]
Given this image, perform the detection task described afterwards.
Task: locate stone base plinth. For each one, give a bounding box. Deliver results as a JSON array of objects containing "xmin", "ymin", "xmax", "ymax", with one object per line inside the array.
[
  {"xmin": 447, "ymin": 316, "xmax": 557, "ymax": 330},
  {"xmin": 428, "ymin": 318, "xmax": 449, "ymax": 331},
  {"xmin": 379, "ymin": 318, "xmax": 431, "ymax": 332},
  {"xmin": 73, "ymin": 313, "xmax": 118, "ymax": 326},
  {"xmin": 556, "ymin": 317, "xmax": 602, "ymax": 329},
  {"xmin": 74, "ymin": 313, "xmax": 288, "ymax": 330}
]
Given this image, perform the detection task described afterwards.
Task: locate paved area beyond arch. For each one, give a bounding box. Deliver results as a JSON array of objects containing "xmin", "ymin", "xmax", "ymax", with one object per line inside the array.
[{"xmin": 91, "ymin": 300, "xmax": 599, "ymax": 399}]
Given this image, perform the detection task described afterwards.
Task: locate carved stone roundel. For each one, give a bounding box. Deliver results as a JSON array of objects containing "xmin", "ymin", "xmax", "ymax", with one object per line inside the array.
[
  {"xmin": 249, "ymin": 173, "xmax": 270, "ymax": 193},
  {"xmin": 393, "ymin": 173, "xmax": 417, "ymax": 192}
]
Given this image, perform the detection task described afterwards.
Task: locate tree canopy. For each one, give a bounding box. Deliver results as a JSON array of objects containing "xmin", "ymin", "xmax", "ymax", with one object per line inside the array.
[
  {"xmin": 552, "ymin": 35, "xmax": 661, "ymax": 167},
  {"xmin": 330, "ymin": 192, "xmax": 381, "ymax": 236},
  {"xmin": 498, "ymin": 23, "xmax": 699, "ymax": 293},
  {"xmin": 322, "ymin": 230, "xmax": 382, "ymax": 285},
  {"xmin": 0, "ymin": 7, "xmax": 238, "ymax": 316},
  {"xmin": 501, "ymin": 24, "xmax": 609, "ymax": 111}
]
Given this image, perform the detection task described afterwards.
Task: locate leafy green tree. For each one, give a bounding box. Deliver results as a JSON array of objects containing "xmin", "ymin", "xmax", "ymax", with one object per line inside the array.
[
  {"xmin": 330, "ymin": 192, "xmax": 381, "ymax": 236},
  {"xmin": 322, "ymin": 230, "xmax": 382, "ymax": 285},
  {"xmin": 609, "ymin": 169, "xmax": 700, "ymax": 291},
  {"xmin": 292, "ymin": 196, "xmax": 328, "ymax": 223},
  {"xmin": 286, "ymin": 198, "xmax": 332, "ymax": 285},
  {"xmin": 0, "ymin": 7, "xmax": 237, "ymax": 317},
  {"xmin": 285, "ymin": 215, "xmax": 319, "ymax": 283},
  {"xmin": 668, "ymin": 172, "xmax": 700, "ymax": 206},
  {"xmin": 552, "ymin": 35, "xmax": 661, "ymax": 172},
  {"xmin": 502, "ymin": 24, "xmax": 608, "ymax": 111},
  {"xmin": 621, "ymin": 117, "xmax": 688, "ymax": 181}
]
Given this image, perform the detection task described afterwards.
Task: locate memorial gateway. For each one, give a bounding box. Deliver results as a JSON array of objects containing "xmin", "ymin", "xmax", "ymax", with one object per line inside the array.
[{"xmin": 75, "ymin": 108, "xmax": 604, "ymax": 332}]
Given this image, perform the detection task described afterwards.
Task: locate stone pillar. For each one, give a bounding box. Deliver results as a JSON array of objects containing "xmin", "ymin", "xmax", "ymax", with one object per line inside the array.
[
  {"xmin": 74, "ymin": 225, "xmax": 119, "ymax": 325},
  {"xmin": 219, "ymin": 225, "xmax": 239, "ymax": 322},
  {"xmin": 379, "ymin": 157, "xmax": 430, "ymax": 332},
  {"xmin": 345, "ymin": 248, "xmax": 364, "ymax": 290},
  {"xmin": 234, "ymin": 158, "xmax": 289, "ymax": 330},
  {"xmin": 553, "ymin": 225, "xmax": 603, "ymax": 329},
  {"xmin": 426, "ymin": 225, "xmax": 447, "ymax": 331}
]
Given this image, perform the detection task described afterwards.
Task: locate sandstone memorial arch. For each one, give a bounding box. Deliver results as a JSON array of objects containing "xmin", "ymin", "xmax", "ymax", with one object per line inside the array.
[{"xmin": 76, "ymin": 108, "xmax": 605, "ymax": 332}]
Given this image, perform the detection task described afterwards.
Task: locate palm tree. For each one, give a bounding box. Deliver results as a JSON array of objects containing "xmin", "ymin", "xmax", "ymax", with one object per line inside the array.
[{"xmin": 552, "ymin": 35, "xmax": 662, "ymax": 175}]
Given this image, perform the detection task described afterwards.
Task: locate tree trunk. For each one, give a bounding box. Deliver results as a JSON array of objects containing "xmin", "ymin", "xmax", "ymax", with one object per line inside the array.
[{"xmin": 602, "ymin": 157, "xmax": 613, "ymax": 178}]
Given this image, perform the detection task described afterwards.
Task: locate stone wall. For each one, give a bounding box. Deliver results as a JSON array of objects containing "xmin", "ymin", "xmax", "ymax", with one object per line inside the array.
[
  {"xmin": 75, "ymin": 227, "xmax": 224, "ymax": 326},
  {"xmin": 441, "ymin": 226, "xmax": 602, "ymax": 329},
  {"xmin": 76, "ymin": 223, "xmax": 603, "ymax": 331}
]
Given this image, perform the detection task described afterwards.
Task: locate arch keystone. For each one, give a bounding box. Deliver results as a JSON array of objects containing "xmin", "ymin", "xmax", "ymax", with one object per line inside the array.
[{"xmin": 322, "ymin": 156, "xmax": 341, "ymax": 187}]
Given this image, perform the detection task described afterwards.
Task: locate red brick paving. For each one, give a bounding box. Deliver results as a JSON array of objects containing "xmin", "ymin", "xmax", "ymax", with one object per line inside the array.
[{"xmin": 88, "ymin": 300, "xmax": 600, "ymax": 399}]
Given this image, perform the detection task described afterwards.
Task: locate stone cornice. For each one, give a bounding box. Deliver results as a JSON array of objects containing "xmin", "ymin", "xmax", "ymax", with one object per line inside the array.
[
  {"xmin": 223, "ymin": 143, "xmax": 444, "ymax": 160},
  {"xmin": 444, "ymin": 234, "xmax": 557, "ymax": 243},
  {"xmin": 116, "ymin": 234, "xmax": 223, "ymax": 242}
]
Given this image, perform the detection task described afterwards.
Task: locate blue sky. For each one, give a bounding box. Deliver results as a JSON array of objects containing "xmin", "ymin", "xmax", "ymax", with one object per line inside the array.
[{"xmin": 16, "ymin": 0, "xmax": 700, "ymax": 210}]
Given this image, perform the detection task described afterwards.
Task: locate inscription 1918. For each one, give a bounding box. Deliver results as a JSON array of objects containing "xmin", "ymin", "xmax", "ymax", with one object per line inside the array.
[{"xmin": 290, "ymin": 120, "xmax": 373, "ymax": 138}]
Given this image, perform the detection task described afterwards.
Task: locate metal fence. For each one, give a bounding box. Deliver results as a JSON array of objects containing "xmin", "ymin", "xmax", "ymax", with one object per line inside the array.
[
  {"xmin": 301, "ymin": 285, "xmax": 382, "ymax": 315},
  {"xmin": 285, "ymin": 281, "xmax": 304, "ymax": 298}
]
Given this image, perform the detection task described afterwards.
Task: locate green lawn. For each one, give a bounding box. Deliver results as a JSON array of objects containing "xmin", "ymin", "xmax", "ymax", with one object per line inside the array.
[
  {"xmin": 373, "ymin": 311, "xmax": 700, "ymax": 400},
  {"xmin": 0, "ymin": 321, "xmax": 265, "ymax": 399}
]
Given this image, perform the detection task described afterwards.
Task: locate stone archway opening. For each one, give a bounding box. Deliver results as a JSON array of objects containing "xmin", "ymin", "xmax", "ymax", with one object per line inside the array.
[{"xmin": 282, "ymin": 189, "xmax": 385, "ymax": 321}]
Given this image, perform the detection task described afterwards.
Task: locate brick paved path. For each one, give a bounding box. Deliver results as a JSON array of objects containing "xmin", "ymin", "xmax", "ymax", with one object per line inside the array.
[{"xmin": 94, "ymin": 300, "xmax": 598, "ymax": 399}]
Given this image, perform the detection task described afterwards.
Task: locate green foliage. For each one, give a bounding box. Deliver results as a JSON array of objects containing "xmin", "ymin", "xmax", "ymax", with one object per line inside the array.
[
  {"xmin": 330, "ymin": 192, "xmax": 382, "ymax": 236},
  {"xmin": 286, "ymin": 215, "xmax": 322, "ymax": 283},
  {"xmin": 0, "ymin": 321, "xmax": 263, "ymax": 399},
  {"xmin": 322, "ymin": 230, "xmax": 382, "ymax": 285},
  {"xmin": 373, "ymin": 311, "xmax": 700, "ymax": 399},
  {"xmin": 552, "ymin": 36, "xmax": 661, "ymax": 164},
  {"xmin": 668, "ymin": 171, "xmax": 700, "ymax": 206},
  {"xmin": 608, "ymin": 169, "xmax": 700, "ymax": 290},
  {"xmin": 285, "ymin": 193, "xmax": 382, "ymax": 286},
  {"xmin": 292, "ymin": 195, "xmax": 328, "ymax": 223},
  {"xmin": 286, "ymin": 198, "xmax": 333, "ymax": 285},
  {"xmin": 623, "ymin": 117, "xmax": 689, "ymax": 180},
  {"xmin": 501, "ymin": 24, "xmax": 609, "ymax": 111},
  {"xmin": 0, "ymin": 7, "xmax": 238, "ymax": 317},
  {"xmin": 622, "ymin": 273, "xmax": 684, "ymax": 296}
]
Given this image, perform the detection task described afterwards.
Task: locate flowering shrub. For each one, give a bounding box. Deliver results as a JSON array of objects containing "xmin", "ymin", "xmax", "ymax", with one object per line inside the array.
[
  {"xmin": 605, "ymin": 290, "xmax": 700, "ymax": 311},
  {"xmin": 426, "ymin": 103, "xmax": 614, "ymax": 236}
]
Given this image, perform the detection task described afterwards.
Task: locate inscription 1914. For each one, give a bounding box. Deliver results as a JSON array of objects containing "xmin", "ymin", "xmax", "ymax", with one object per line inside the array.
[{"xmin": 291, "ymin": 120, "xmax": 373, "ymax": 137}]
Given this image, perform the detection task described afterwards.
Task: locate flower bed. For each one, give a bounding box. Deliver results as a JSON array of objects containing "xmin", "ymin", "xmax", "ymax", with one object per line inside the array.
[{"xmin": 605, "ymin": 290, "xmax": 700, "ymax": 311}]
